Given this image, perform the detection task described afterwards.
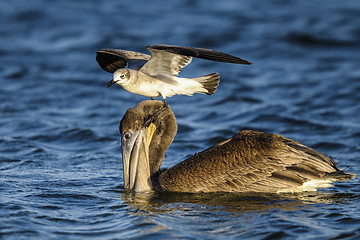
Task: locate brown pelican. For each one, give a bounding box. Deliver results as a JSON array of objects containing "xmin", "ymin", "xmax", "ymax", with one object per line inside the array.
[
  {"xmin": 120, "ymin": 100, "xmax": 355, "ymax": 193},
  {"xmin": 96, "ymin": 44, "xmax": 251, "ymax": 104}
]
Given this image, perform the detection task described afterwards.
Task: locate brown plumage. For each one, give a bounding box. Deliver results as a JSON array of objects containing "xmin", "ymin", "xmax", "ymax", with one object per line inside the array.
[{"xmin": 119, "ymin": 100, "xmax": 355, "ymax": 193}]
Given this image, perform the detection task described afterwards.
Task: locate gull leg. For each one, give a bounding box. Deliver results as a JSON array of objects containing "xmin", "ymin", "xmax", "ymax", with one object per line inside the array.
[{"xmin": 143, "ymin": 98, "xmax": 168, "ymax": 127}]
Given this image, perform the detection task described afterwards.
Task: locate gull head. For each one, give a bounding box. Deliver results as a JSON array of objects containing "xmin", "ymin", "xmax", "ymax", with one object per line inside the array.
[{"xmin": 107, "ymin": 68, "xmax": 131, "ymax": 88}]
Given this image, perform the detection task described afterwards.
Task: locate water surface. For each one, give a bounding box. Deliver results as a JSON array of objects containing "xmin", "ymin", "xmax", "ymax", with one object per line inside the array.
[{"xmin": 1, "ymin": 0, "xmax": 360, "ymax": 239}]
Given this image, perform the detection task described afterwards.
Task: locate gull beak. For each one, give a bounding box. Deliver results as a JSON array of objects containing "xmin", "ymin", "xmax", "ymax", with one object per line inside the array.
[
  {"xmin": 107, "ymin": 79, "xmax": 117, "ymax": 88},
  {"xmin": 121, "ymin": 123, "xmax": 157, "ymax": 192}
]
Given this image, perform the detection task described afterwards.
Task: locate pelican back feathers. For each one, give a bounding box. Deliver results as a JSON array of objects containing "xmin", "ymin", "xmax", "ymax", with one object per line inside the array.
[{"xmin": 159, "ymin": 131, "xmax": 355, "ymax": 193}]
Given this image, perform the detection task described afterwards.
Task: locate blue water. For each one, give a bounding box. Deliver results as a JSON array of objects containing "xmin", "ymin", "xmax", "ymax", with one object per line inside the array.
[{"xmin": 1, "ymin": 0, "xmax": 360, "ymax": 239}]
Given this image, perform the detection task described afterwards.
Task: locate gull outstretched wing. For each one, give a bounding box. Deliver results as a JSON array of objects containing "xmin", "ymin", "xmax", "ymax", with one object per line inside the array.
[
  {"xmin": 96, "ymin": 49, "xmax": 150, "ymax": 73},
  {"xmin": 139, "ymin": 44, "xmax": 251, "ymax": 77}
]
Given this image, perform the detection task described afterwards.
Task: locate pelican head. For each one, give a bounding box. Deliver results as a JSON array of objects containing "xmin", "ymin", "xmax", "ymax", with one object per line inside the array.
[{"xmin": 119, "ymin": 100, "xmax": 177, "ymax": 192}]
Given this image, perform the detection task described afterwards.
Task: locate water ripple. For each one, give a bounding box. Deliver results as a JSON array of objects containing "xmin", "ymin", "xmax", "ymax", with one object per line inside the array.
[{"xmin": 1, "ymin": 0, "xmax": 360, "ymax": 239}]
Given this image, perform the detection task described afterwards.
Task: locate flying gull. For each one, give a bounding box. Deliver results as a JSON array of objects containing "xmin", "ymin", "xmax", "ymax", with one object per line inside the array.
[{"xmin": 96, "ymin": 44, "xmax": 251, "ymax": 104}]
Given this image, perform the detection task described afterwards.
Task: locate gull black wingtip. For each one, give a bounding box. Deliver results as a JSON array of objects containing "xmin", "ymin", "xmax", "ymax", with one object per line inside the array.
[
  {"xmin": 239, "ymin": 59, "xmax": 252, "ymax": 65},
  {"xmin": 96, "ymin": 49, "xmax": 129, "ymax": 74},
  {"xmin": 147, "ymin": 44, "xmax": 253, "ymax": 65}
]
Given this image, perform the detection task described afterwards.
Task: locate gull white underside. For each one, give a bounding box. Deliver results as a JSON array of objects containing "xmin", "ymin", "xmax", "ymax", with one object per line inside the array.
[{"xmin": 119, "ymin": 69, "xmax": 216, "ymax": 98}]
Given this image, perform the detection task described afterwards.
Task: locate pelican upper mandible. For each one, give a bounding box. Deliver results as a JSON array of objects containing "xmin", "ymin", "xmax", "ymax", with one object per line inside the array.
[{"xmin": 119, "ymin": 100, "xmax": 355, "ymax": 193}]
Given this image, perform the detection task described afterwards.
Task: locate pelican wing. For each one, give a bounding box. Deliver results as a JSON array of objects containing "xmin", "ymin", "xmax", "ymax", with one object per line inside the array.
[
  {"xmin": 159, "ymin": 130, "xmax": 342, "ymax": 193},
  {"xmin": 96, "ymin": 49, "xmax": 150, "ymax": 73}
]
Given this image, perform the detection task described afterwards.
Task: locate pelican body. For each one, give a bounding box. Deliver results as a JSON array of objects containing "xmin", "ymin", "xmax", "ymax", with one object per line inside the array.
[
  {"xmin": 119, "ymin": 100, "xmax": 355, "ymax": 193},
  {"xmin": 96, "ymin": 44, "xmax": 251, "ymax": 103}
]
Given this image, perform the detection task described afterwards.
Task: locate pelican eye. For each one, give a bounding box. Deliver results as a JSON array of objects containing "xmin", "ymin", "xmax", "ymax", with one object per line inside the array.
[{"xmin": 123, "ymin": 132, "xmax": 132, "ymax": 141}]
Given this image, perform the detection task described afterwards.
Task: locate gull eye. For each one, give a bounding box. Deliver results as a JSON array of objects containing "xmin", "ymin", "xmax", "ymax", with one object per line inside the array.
[
  {"xmin": 123, "ymin": 132, "xmax": 132, "ymax": 141},
  {"xmin": 120, "ymin": 74, "xmax": 125, "ymax": 79}
]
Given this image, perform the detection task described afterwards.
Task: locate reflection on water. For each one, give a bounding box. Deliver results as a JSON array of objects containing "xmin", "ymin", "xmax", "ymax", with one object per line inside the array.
[
  {"xmin": 121, "ymin": 190, "xmax": 357, "ymax": 213},
  {"xmin": 118, "ymin": 190, "xmax": 360, "ymax": 239}
]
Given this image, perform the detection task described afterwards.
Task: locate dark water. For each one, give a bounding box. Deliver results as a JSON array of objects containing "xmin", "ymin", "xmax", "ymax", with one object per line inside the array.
[{"xmin": 1, "ymin": 0, "xmax": 360, "ymax": 239}]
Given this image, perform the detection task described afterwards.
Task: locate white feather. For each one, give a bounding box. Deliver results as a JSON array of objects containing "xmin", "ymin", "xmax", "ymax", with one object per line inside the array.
[{"xmin": 277, "ymin": 179, "xmax": 333, "ymax": 193}]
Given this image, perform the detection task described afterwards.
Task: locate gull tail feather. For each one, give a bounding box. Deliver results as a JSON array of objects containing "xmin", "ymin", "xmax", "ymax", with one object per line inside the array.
[{"xmin": 191, "ymin": 73, "xmax": 220, "ymax": 95}]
